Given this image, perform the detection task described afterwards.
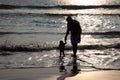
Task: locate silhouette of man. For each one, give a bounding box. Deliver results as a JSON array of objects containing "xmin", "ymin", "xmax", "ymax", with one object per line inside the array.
[{"xmin": 64, "ymin": 16, "xmax": 82, "ymax": 57}]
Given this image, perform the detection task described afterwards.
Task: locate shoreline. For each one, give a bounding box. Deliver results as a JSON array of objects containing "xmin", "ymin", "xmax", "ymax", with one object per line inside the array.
[{"xmin": 0, "ymin": 67, "xmax": 120, "ymax": 80}]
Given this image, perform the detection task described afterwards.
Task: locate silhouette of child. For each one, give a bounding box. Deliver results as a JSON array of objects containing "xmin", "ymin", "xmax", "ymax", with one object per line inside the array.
[{"xmin": 59, "ymin": 40, "xmax": 65, "ymax": 57}]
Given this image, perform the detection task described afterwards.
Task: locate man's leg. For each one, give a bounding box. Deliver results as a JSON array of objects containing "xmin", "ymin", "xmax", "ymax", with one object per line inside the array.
[
  {"xmin": 71, "ymin": 43, "xmax": 80, "ymax": 73},
  {"xmin": 63, "ymin": 51, "xmax": 65, "ymax": 57},
  {"xmin": 72, "ymin": 43, "xmax": 78, "ymax": 57}
]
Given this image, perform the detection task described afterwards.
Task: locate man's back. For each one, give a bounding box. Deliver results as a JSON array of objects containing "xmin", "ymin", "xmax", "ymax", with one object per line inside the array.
[{"xmin": 68, "ymin": 20, "xmax": 81, "ymax": 36}]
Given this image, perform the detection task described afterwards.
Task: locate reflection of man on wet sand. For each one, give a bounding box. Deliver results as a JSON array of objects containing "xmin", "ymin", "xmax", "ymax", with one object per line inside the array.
[{"xmin": 64, "ymin": 16, "xmax": 82, "ymax": 57}]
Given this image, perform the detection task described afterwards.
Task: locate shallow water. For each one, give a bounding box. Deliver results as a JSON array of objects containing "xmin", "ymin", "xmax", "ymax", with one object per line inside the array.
[{"xmin": 0, "ymin": 48, "xmax": 120, "ymax": 70}]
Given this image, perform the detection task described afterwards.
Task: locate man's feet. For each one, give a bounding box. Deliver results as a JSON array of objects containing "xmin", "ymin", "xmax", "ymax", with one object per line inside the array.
[{"xmin": 71, "ymin": 54, "xmax": 77, "ymax": 58}]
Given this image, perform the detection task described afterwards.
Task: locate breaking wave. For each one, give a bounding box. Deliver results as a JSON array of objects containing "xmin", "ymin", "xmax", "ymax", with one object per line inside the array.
[
  {"xmin": 0, "ymin": 31, "xmax": 120, "ymax": 36},
  {"xmin": 0, "ymin": 4, "xmax": 120, "ymax": 9},
  {"xmin": 0, "ymin": 31, "xmax": 119, "ymax": 52},
  {"xmin": 0, "ymin": 43, "xmax": 119, "ymax": 52}
]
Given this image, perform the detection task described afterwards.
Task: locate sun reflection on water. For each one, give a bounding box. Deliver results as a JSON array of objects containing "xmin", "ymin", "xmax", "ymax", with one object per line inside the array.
[
  {"xmin": 63, "ymin": 0, "xmax": 111, "ymax": 5},
  {"xmin": 71, "ymin": 0, "xmax": 101, "ymax": 5}
]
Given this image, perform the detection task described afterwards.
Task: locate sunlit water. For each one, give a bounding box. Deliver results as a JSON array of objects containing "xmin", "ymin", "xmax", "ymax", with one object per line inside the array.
[{"xmin": 0, "ymin": 0, "xmax": 120, "ymax": 70}]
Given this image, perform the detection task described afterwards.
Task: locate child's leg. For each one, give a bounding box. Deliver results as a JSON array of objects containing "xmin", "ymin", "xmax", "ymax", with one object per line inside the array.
[{"xmin": 60, "ymin": 51, "xmax": 62, "ymax": 57}]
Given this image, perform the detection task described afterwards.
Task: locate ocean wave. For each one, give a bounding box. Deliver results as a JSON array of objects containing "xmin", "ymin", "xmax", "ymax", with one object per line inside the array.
[
  {"xmin": 0, "ymin": 10, "xmax": 120, "ymax": 16},
  {"xmin": 0, "ymin": 32, "xmax": 64, "ymax": 35},
  {"xmin": 0, "ymin": 12, "xmax": 78, "ymax": 18},
  {"xmin": 0, "ymin": 43, "xmax": 119, "ymax": 52},
  {"xmin": 82, "ymin": 31, "xmax": 120, "ymax": 35},
  {"xmin": 0, "ymin": 66, "xmax": 120, "ymax": 70},
  {"xmin": 0, "ymin": 4, "xmax": 120, "ymax": 9},
  {"xmin": 0, "ymin": 31, "xmax": 120, "ymax": 36}
]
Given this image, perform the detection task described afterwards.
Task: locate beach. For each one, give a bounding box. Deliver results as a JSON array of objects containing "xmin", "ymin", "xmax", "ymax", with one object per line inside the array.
[
  {"xmin": 66, "ymin": 70, "xmax": 120, "ymax": 80},
  {"xmin": 0, "ymin": 68, "xmax": 59, "ymax": 80},
  {"xmin": 0, "ymin": 68, "xmax": 120, "ymax": 80}
]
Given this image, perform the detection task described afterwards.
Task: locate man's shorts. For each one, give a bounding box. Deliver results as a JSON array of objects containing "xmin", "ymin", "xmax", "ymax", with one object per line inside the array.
[{"xmin": 71, "ymin": 35, "xmax": 80, "ymax": 44}]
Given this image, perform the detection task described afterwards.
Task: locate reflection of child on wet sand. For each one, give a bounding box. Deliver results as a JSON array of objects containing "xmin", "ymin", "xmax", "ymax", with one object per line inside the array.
[{"xmin": 59, "ymin": 40, "xmax": 65, "ymax": 57}]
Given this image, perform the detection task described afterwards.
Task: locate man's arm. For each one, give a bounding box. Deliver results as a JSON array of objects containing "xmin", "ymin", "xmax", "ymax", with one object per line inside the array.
[{"xmin": 64, "ymin": 25, "xmax": 69, "ymax": 44}]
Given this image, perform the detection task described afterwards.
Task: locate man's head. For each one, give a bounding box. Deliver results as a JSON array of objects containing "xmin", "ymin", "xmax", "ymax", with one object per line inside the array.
[{"xmin": 66, "ymin": 16, "xmax": 72, "ymax": 22}]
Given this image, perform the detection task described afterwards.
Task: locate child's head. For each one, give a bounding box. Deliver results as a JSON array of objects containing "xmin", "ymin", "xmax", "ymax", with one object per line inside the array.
[{"xmin": 59, "ymin": 40, "xmax": 64, "ymax": 45}]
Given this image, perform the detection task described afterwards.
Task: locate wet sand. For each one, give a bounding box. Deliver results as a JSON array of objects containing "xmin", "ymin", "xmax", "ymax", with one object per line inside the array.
[
  {"xmin": 66, "ymin": 70, "xmax": 120, "ymax": 80},
  {"xmin": 0, "ymin": 67, "xmax": 120, "ymax": 80}
]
